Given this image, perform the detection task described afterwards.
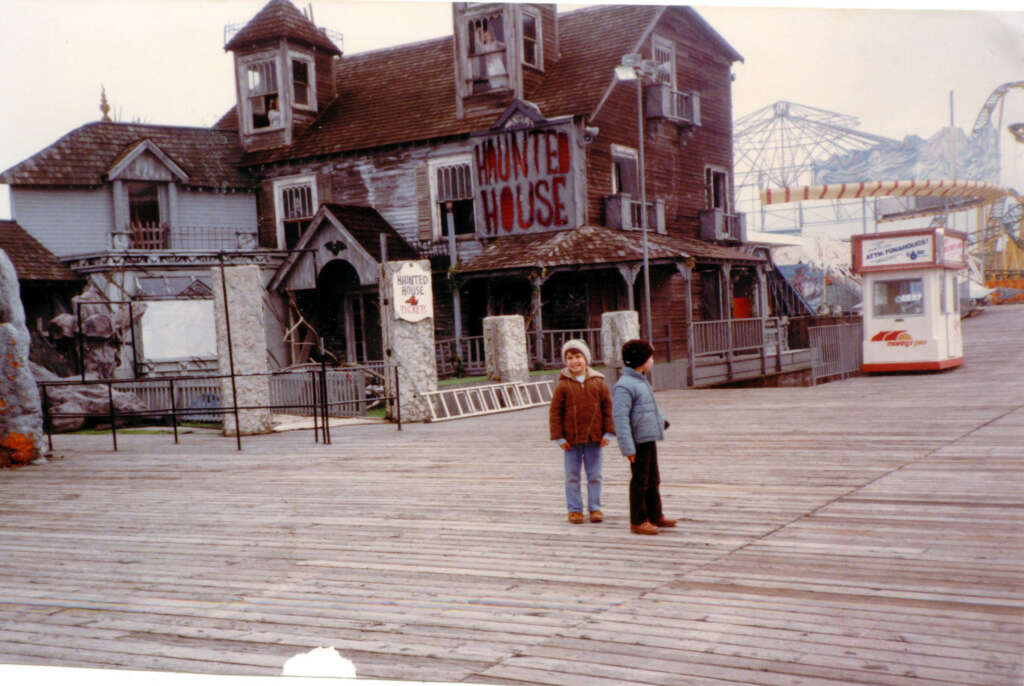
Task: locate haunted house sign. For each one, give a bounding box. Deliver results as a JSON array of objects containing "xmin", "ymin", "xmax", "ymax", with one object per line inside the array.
[{"xmin": 472, "ymin": 102, "xmax": 584, "ymax": 236}]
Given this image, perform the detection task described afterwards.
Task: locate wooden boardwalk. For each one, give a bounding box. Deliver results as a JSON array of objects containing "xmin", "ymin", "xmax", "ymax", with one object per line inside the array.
[{"xmin": 1, "ymin": 305, "xmax": 1022, "ymax": 684}]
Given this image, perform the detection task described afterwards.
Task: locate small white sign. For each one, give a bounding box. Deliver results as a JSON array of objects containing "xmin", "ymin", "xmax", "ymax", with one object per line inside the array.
[
  {"xmin": 941, "ymin": 234, "xmax": 966, "ymax": 268},
  {"xmin": 862, "ymin": 234, "xmax": 934, "ymax": 268},
  {"xmin": 392, "ymin": 261, "xmax": 433, "ymax": 322}
]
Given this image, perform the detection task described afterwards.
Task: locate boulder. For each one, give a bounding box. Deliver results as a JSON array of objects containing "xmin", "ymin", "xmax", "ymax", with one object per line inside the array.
[{"xmin": 1, "ymin": 250, "xmax": 45, "ymax": 465}]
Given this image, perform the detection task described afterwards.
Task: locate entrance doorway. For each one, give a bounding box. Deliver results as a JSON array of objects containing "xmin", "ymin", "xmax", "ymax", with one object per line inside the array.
[{"xmin": 296, "ymin": 259, "xmax": 382, "ymax": 364}]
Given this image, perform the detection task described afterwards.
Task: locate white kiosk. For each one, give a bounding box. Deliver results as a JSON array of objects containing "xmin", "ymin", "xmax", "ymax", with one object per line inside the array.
[{"xmin": 852, "ymin": 227, "xmax": 967, "ymax": 372}]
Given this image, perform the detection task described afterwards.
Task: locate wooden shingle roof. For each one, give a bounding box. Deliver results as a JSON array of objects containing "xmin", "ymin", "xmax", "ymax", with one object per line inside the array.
[
  {"xmin": 0, "ymin": 221, "xmax": 80, "ymax": 282},
  {"xmin": 240, "ymin": 5, "xmax": 738, "ymax": 166},
  {"xmin": 0, "ymin": 122, "xmax": 251, "ymax": 190},
  {"xmin": 459, "ymin": 225, "xmax": 764, "ymax": 274},
  {"xmin": 224, "ymin": 0, "xmax": 340, "ymax": 54}
]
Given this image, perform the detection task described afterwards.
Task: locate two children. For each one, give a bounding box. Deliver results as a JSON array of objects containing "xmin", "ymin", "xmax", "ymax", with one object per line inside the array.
[
  {"xmin": 548, "ymin": 337, "xmax": 674, "ymax": 535},
  {"xmin": 548, "ymin": 339, "xmax": 614, "ymax": 523}
]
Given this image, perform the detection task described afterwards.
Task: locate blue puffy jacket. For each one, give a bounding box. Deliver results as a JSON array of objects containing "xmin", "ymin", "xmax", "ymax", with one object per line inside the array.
[{"xmin": 612, "ymin": 368, "xmax": 667, "ymax": 457}]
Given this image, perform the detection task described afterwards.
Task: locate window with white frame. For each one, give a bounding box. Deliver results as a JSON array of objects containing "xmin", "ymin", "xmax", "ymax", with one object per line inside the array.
[
  {"xmin": 429, "ymin": 156, "xmax": 475, "ymax": 239},
  {"xmin": 705, "ymin": 166, "xmax": 729, "ymax": 212},
  {"xmin": 611, "ymin": 145, "xmax": 639, "ymax": 196},
  {"xmin": 290, "ymin": 53, "xmax": 315, "ymax": 109},
  {"xmin": 244, "ymin": 56, "xmax": 281, "ymax": 132},
  {"xmin": 273, "ymin": 176, "xmax": 317, "ymax": 250},
  {"xmin": 521, "ymin": 8, "xmax": 542, "ymax": 69},
  {"xmin": 466, "ymin": 11, "xmax": 509, "ymax": 93},
  {"xmin": 652, "ymin": 35, "xmax": 676, "ymax": 90}
]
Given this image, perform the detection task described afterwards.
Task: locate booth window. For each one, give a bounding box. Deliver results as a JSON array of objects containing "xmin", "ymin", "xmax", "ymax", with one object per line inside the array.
[{"xmin": 873, "ymin": 278, "xmax": 924, "ymax": 317}]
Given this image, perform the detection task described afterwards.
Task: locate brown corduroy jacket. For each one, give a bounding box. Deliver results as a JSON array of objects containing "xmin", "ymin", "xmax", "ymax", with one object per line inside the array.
[{"xmin": 549, "ymin": 367, "xmax": 615, "ymax": 446}]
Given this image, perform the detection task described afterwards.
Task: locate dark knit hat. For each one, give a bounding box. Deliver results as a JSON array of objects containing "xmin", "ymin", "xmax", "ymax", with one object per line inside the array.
[{"xmin": 621, "ymin": 339, "xmax": 654, "ymax": 369}]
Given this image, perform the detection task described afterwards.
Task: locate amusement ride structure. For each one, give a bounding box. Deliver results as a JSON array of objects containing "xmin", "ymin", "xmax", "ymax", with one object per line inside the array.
[{"xmin": 734, "ymin": 83, "xmax": 1024, "ymax": 302}]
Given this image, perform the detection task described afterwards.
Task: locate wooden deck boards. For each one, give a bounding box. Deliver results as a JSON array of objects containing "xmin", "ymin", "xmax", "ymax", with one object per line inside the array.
[{"xmin": 1, "ymin": 304, "xmax": 1022, "ymax": 684}]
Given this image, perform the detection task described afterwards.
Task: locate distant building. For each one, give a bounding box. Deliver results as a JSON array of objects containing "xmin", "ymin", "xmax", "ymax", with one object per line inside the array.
[{"xmin": 2, "ymin": 0, "xmax": 785, "ymax": 382}]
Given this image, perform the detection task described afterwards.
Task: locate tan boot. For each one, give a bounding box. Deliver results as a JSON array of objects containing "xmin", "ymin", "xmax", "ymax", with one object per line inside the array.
[
  {"xmin": 630, "ymin": 521, "xmax": 659, "ymax": 535},
  {"xmin": 589, "ymin": 510, "xmax": 604, "ymax": 523},
  {"xmin": 654, "ymin": 517, "xmax": 676, "ymax": 528},
  {"xmin": 568, "ymin": 512, "xmax": 584, "ymax": 524}
]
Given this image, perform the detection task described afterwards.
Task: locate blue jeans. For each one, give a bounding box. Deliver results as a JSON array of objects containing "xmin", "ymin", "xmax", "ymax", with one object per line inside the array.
[{"xmin": 564, "ymin": 442, "xmax": 603, "ymax": 513}]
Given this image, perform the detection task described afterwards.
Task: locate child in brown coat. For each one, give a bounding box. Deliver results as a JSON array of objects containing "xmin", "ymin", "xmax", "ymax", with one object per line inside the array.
[{"xmin": 549, "ymin": 339, "xmax": 614, "ymax": 523}]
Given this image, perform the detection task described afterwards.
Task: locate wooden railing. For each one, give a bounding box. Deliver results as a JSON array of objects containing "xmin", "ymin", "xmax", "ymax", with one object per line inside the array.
[
  {"xmin": 435, "ymin": 336, "xmax": 486, "ymax": 378},
  {"xmin": 531, "ymin": 328, "xmax": 601, "ymax": 369},
  {"xmin": 118, "ymin": 224, "xmax": 259, "ymax": 251}
]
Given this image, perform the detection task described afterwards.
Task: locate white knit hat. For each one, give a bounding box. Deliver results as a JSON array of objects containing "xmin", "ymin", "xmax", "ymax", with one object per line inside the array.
[{"xmin": 561, "ymin": 338, "xmax": 591, "ymax": 365}]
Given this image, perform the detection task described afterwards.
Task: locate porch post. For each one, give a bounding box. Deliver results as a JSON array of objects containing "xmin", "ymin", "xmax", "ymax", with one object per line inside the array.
[
  {"xmin": 444, "ymin": 203, "xmax": 463, "ymax": 343},
  {"xmin": 531, "ymin": 274, "xmax": 544, "ymax": 365},
  {"xmin": 757, "ymin": 266, "xmax": 769, "ymax": 375},
  {"xmin": 616, "ymin": 265, "xmax": 641, "ymax": 313},
  {"xmin": 722, "ymin": 264, "xmax": 733, "ymax": 380},
  {"xmin": 675, "ymin": 262, "xmax": 695, "ymax": 387}
]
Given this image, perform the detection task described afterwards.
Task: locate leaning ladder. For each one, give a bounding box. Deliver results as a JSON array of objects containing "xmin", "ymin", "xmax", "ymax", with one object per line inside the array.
[{"xmin": 422, "ymin": 379, "xmax": 555, "ymax": 422}]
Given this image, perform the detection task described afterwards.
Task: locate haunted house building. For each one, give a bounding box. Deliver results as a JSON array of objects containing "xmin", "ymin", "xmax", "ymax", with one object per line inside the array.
[{"xmin": 3, "ymin": 1, "xmax": 782, "ymax": 381}]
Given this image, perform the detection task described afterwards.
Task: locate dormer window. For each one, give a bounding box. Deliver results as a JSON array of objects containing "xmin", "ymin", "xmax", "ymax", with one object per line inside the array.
[
  {"xmin": 245, "ymin": 56, "xmax": 281, "ymax": 131},
  {"xmin": 468, "ymin": 12, "xmax": 509, "ymax": 93},
  {"xmin": 521, "ymin": 8, "xmax": 542, "ymax": 69},
  {"xmin": 290, "ymin": 53, "xmax": 315, "ymax": 109}
]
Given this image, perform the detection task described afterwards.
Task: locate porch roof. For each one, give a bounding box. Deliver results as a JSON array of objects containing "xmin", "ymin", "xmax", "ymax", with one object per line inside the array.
[{"xmin": 457, "ymin": 226, "xmax": 763, "ymax": 275}]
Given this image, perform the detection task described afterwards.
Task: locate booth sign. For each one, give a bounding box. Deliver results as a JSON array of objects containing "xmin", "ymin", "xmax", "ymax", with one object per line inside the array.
[{"xmin": 392, "ymin": 262, "xmax": 433, "ymax": 322}]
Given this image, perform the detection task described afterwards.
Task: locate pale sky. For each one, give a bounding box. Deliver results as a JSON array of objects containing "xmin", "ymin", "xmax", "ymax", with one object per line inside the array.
[{"xmin": 2, "ymin": 0, "xmax": 1022, "ymax": 220}]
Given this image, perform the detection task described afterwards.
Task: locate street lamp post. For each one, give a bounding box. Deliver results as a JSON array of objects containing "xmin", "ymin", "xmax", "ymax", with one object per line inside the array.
[{"xmin": 615, "ymin": 54, "xmax": 659, "ymax": 344}]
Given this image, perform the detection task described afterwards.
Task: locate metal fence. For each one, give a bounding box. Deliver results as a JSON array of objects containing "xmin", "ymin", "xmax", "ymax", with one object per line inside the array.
[
  {"xmin": 809, "ymin": 321, "xmax": 862, "ymax": 383},
  {"xmin": 691, "ymin": 317, "xmax": 783, "ymax": 357},
  {"xmin": 38, "ymin": 364, "xmax": 399, "ymax": 452}
]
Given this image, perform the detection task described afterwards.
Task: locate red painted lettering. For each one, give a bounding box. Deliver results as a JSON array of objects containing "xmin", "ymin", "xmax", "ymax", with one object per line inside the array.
[
  {"xmin": 557, "ymin": 132, "xmax": 571, "ymax": 174},
  {"xmin": 480, "ymin": 188, "xmax": 499, "ymax": 234},
  {"xmin": 510, "ymin": 132, "xmax": 528, "ymax": 181},
  {"xmin": 500, "ymin": 186, "xmax": 516, "ymax": 231},
  {"xmin": 516, "ymin": 183, "xmax": 535, "ymax": 229},
  {"xmin": 474, "ymin": 143, "xmax": 488, "ymax": 186},
  {"xmin": 496, "ymin": 137, "xmax": 510, "ymax": 182},
  {"xmin": 552, "ymin": 176, "xmax": 568, "ymax": 225},
  {"xmin": 545, "ymin": 131, "xmax": 560, "ymax": 174},
  {"xmin": 535, "ymin": 179, "xmax": 553, "ymax": 226}
]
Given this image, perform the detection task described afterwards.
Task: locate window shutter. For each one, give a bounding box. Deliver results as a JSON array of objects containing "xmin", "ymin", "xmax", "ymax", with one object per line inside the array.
[{"xmin": 416, "ymin": 163, "xmax": 433, "ymax": 241}]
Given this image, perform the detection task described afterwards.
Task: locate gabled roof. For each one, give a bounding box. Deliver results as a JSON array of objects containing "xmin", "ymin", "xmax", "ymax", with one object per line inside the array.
[
  {"xmin": 0, "ymin": 221, "xmax": 80, "ymax": 282},
  {"xmin": 322, "ymin": 204, "xmax": 418, "ymax": 263},
  {"xmin": 239, "ymin": 4, "xmax": 739, "ymax": 166},
  {"xmin": 224, "ymin": 0, "xmax": 341, "ymax": 54},
  {"xmin": 0, "ymin": 122, "xmax": 251, "ymax": 190}
]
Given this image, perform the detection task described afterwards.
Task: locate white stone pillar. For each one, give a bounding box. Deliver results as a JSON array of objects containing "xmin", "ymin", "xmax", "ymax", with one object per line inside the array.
[
  {"xmin": 483, "ymin": 315, "xmax": 529, "ymax": 384},
  {"xmin": 601, "ymin": 310, "xmax": 640, "ymax": 368},
  {"xmin": 0, "ymin": 250, "xmax": 45, "ymax": 463},
  {"xmin": 380, "ymin": 260, "xmax": 437, "ymax": 423},
  {"xmin": 212, "ymin": 264, "xmax": 273, "ymax": 436}
]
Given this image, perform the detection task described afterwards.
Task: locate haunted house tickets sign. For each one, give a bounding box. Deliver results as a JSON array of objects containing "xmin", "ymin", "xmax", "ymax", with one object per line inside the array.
[
  {"xmin": 392, "ymin": 261, "xmax": 433, "ymax": 322},
  {"xmin": 472, "ymin": 120, "xmax": 584, "ymax": 236}
]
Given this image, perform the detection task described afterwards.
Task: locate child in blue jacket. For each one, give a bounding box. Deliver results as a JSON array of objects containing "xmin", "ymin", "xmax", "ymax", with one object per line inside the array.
[{"xmin": 612, "ymin": 339, "xmax": 676, "ymax": 535}]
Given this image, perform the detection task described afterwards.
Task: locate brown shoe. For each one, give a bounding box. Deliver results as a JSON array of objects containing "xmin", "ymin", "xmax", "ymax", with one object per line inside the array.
[
  {"xmin": 654, "ymin": 517, "xmax": 677, "ymax": 528},
  {"xmin": 630, "ymin": 522, "xmax": 659, "ymax": 535},
  {"xmin": 568, "ymin": 512, "xmax": 584, "ymax": 524},
  {"xmin": 589, "ymin": 510, "xmax": 604, "ymax": 523}
]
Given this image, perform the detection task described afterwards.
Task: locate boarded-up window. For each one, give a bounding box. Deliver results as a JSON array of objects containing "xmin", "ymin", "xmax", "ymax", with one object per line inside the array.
[
  {"xmin": 280, "ymin": 182, "xmax": 314, "ymax": 249},
  {"xmin": 706, "ymin": 167, "xmax": 729, "ymax": 212},
  {"xmin": 611, "ymin": 146, "xmax": 638, "ymax": 196},
  {"xmin": 435, "ymin": 162, "xmax": 475, "ymax": 237},
  {"xmin": 522, "ymin": 10, "xmax": 541, "ymax": 68},
  {"xmin": 292, "ymin": 58, "xmax": 311, "ymax": 107},
  {"xmin": 652, "ymin": 36, "xmax": 676, "ymax": 89}
]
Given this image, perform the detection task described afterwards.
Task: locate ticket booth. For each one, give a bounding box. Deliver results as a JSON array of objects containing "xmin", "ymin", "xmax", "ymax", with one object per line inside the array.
[{"xmin": 852, "ymin": 227, "xmax": 967, "ymax": 372}]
